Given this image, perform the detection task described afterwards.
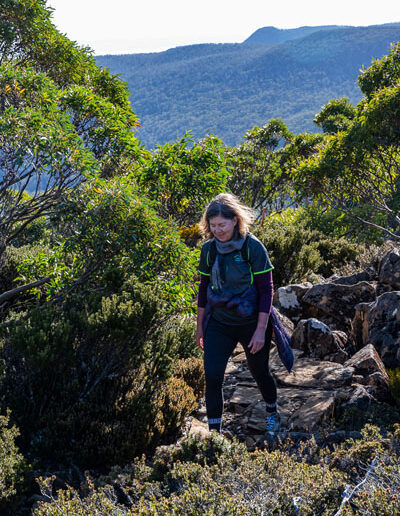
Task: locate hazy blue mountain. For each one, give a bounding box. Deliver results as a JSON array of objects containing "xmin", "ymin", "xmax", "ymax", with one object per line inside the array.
[
  {"xmin": 243, "ymin": 25, "xmax": 347, "ymax": 44},
  {"xmin": 96, "ymin": 24, "xmax": 400, "ymax": 149}
]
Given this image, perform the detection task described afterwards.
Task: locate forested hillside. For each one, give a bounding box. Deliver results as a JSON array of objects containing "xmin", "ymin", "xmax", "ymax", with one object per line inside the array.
[{"xmin": 96, "ymin": 23, "xmax": 400, "ymax": 148}]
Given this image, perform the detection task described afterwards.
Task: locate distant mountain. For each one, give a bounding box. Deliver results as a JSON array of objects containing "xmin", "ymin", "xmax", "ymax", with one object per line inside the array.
[
  {"xmin": 96, "ymin": 24, "xmax": 400, "ymax": 149},
  {"xmin": 243, "ymin": 25, "xmax": 347, "ymax": 44}
]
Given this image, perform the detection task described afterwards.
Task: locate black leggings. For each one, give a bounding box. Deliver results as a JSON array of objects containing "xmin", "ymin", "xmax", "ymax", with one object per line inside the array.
[{"xmin": 204, "ymin": 316, "xmax": 276, "ymax": 421}]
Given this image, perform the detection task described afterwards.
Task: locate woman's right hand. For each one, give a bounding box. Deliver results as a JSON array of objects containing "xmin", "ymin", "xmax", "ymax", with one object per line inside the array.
[{"xmin": 196, "ymin": 328, "xmax": 204, "ymax": 350}]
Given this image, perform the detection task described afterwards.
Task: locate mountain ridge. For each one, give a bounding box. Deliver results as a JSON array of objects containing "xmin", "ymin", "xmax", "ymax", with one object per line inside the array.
[{"xmin": 96, "ymin": 23, "xmax": 400, "ymax": 148}]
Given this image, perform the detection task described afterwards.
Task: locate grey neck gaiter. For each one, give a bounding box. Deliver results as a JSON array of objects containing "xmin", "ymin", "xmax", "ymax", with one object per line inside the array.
[{"xmin": 211, "ymin": 233, "xmax": 247, "ymax": 290}]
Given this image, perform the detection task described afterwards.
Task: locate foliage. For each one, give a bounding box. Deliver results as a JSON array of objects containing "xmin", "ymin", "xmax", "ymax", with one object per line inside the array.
[
  {"xmin": 173, "ymin": 357, "xmax": 205, "ymax": 399},
  {"xmin": 291, "ymin": 42, "xmax": 400, "ymax": 242},
  {"xmin": 313, "ymin": 97, "xmax": 356, "ymax": 134},
  {"xmin": 0, "ymin": 277, "xmax": 199, "ymax": 469},
  {"xmin": 359, "ymin": 41, "xmax": 400, "ymax": 98},
  {"xmin": 138, "ymin": 133, "xmax": 228, "ymax": 226},
  {"xmin": 13, "ymin": 177, "xmax": 198, "ymax": 313},
  {"xmin": 0, "ymin": 410, "xmax": 25, "ymax": 508},
  {"xmin": 33, "ymin": 425, "xmax": 400, "ymax": 516},
  {"xmin": 251, "ymin": 212, "xmax": 364, "ymax": 286},
  {"xmin": 226, "ymin": 119, "xmax": 294, "ymax": 213},
  {"xmin": 0, "ymin": 65, "xmax": 96, "ymax": 262}
]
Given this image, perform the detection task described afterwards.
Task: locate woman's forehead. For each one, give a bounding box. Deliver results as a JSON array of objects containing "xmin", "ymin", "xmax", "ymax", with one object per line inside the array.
[{"xmin": 209, "ymin": 215, "xmax": 234, "ymax": 224}]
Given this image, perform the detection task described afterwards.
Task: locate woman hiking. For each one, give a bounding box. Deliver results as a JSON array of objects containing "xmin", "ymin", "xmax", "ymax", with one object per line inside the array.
[{"xmin": 196, "ymin": 193, "xmax": 286, "ymax": 436}]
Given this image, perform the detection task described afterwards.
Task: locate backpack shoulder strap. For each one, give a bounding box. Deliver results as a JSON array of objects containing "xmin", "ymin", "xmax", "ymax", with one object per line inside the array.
[
  {"xmin": 207, "ymin": 235, "xmax": 250, "ymax": 268},
  {"xmin": 240, "ymin": 235, "xmax": 250, "ymax": 264},
  {"xmin": 206, "ymin": 240, "xmax": 217, "ymax": 268}
]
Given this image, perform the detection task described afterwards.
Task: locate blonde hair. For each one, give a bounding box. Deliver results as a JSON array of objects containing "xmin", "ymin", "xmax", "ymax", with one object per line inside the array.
[{"xmin": 199, "ymin": 193, "xmax": 255, "ymax": 240}]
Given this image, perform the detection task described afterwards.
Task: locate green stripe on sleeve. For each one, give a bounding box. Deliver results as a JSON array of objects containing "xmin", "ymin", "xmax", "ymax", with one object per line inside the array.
[
  {"xmin": 198, "ymin": 270, "xmax": 211, "ymax": 276},
  {"xmin": 253, "ymin": 267, "xmax": 274, "ymax": 275}
]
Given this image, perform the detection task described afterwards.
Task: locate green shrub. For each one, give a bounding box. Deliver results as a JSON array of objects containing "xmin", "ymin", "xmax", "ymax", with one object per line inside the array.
[
  {"xmin": 174, "ymin": 357, "xmax": 205, "ymax": 399},
  {"xmin": 0, "ymin": 411, "xmax": 25, "ymax": 508},
  {"xmin": 0, "ymin": 244, "xmax": 49, "ymax": 296},
  {"xmin": 252, "ymin": 219, "xmax": 322, "ymax": 287},
  {"xmin": 252, "ymin": 211, "xmax": 365, "ymax": 287},
  {"xmin": 0, "ymin": 277, "xmax": 199, "ymax": 469}
]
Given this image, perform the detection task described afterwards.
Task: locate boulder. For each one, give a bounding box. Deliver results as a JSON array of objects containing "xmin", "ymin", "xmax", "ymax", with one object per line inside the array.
[
  {"xmin": 344, "ymin": 343, "xmax": 389, "ymax": 400},
  {"xmin": 273, "ymin": 283, "xmax": 312, "ymax": 319},
  {"xmin": 291, "ymin": 318, "xmax": 349, "ymax": 363},
  {"xmin": 352, "ymin": 302, "xmax": 374, "ymax": 348},
  {"xmin": 302, "ymin": 281, "xmax": 376, "ymax": 326},
  {"xmin": 379, "ymin": 248, "xmax": 400, "ymax": 290},
  {"xmin": 367, "ymin": 291, "xmax": 400, "ymax": 368},
  {"xmin": 341, "ymin": 384, "xmax": 375, "ymax": 411},
  {"xmin": 330, "ymin": 267, "xmax": 376, "ymax": 286}
]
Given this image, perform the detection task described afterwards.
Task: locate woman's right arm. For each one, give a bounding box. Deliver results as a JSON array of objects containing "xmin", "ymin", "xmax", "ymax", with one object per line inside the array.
[{"xmin": 196, "ymin": 274, "xmax": 210, "ymax": 349}]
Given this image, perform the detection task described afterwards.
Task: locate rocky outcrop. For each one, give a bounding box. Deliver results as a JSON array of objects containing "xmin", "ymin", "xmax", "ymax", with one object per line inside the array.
[
  {"xmin": 273, "ymin": 283, "xmax": 312, "ymax": 320},
  {"xmin": 330, "ymin": 267, "xmax": 376, "ymax": 286},
  {"xmin": 302, "ymin": 282, "xmax": 376, "ymax": 327},
  {"xmin": 291, "ymin": 318, "xmax": 349, "ymax": 363},
  {"xmin": 379, "ymin": 248, "xmax": 400, "ymax": 290},
  {"xmin": 366, "ymin": 292, "xmax": 400, "ymax": 368},
  {"xmin": 344, "ymin": 344, "xmax": 390, "ymax": 401},
  {"xmin": 191, "ymin": 248, "xmax": 398, "ymax": 448}
]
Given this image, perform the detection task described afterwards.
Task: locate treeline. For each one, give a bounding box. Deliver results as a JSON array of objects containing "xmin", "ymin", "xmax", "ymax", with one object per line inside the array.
[{"xmin": 0, "ymin": 1, "xmax": 400, "ymax": 514}]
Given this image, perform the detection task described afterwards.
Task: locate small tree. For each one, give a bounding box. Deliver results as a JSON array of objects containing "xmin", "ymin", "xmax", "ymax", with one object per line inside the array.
[{"xmin": 226, "ymin": 119, "xmax": 294, "ymax": 214}]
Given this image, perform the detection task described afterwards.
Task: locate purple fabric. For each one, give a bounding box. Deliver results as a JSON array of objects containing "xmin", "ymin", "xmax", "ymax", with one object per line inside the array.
[
  {"xmin": 270, "ymin": 307, "xmax": 294, "ymax": 373},
  {"xmin": 254, "ymin": 270, "xmax": 273, "ymax": 314},
  {"xmin": 198, "ymin": 274, "xmax": 210, "ymax": 308}
]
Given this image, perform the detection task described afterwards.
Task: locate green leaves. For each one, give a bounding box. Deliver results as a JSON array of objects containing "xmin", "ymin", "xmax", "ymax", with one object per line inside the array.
[{"xmin": 138, "ymin": 132, "xmax": 229, "ymax": 226}]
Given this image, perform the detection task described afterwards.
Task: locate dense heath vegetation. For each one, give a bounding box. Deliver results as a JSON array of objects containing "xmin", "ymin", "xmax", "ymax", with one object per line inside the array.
[{"xmin": 0, "ymin": 1, "xmax": 400, "ymax": 514}]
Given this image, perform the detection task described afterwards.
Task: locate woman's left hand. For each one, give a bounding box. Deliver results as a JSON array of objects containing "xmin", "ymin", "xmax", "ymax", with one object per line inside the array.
[{"xmin": 248, "ymin": 328, "xmax": 265, "ymax": 354}]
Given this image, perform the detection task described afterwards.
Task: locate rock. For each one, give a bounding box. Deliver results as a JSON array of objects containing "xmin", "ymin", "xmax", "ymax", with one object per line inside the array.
[
  {"xmin": 352, "ymin": 302, "xmax": 374, "ymax": 348},
  {"xmin": 274, "ymin": 357, "xmax": 354, "ymax": 390},
  {"xmin": 334, "ymin": 270, "xmax": 376, "ymax": 285},
  {"xmin": 302, "ymin": 281, "xmax": 376, "ymax": 327},
  {"xmin": 291, "ymin": 318, "xmax": 349, "ymax": 362},
  {"xmin": 342, "ymin": 384, "xmax": 375, "ymax": 411},
  {"xmin": 344, "ymin": 343, "xmax": 389, "ymax": 400},
  {"xmin": 379, "ymin": 248, "xmax": 400, "ymax": 290},
  {"xmin": 344, "ymin": 343, "xmax": 389, "ymax": 382},
  {"xmin": 330, "ymin": 267, "xmax": 376, "ymax": 286},
  {"xmin": 188, "ymin": 418, "xmax": 209, "ymax": 439},
  {"xmin": 366, "ymin": 291, "xmax": 400, "ymax": 368},
  {"xmin": 245, "ymin": 436, "xmax": 256, "ymax": 450},
  {"xmin": 289, "ymin": 391, "xmax": 335, "ymax": 432},
  {"xmin": 229, "ymin": 386, "xmax": 262, "ymax": 410},
  {"xmin": 273, "ymin": 283, "xmax": 312, "ymax": 319}
]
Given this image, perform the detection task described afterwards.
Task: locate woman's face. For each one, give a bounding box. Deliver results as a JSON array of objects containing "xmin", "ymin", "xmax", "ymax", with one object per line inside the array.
[{"xmin": 209, "ymin": 215, "xmax": 238, "ymax": 242}]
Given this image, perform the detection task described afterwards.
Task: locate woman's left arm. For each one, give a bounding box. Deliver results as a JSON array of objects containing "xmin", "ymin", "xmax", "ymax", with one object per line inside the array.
[{"xmin": 248, "ymin": 271, "xmax": 273, "ymax": 354}]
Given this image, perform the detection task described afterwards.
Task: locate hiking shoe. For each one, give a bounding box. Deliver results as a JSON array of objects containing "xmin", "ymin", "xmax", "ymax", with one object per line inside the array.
[{"xmin": 265, "ymin": 412, "xmax": 281, "ymax": 434}]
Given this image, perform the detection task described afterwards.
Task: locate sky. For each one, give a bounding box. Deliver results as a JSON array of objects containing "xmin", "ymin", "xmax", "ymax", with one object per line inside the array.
[{"xmin": 46, "ymin": 0, "xmax": 400, "ymax": 55}]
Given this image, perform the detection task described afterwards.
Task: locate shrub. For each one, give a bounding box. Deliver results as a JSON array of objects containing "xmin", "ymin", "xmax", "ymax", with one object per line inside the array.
[
  {"xmin": 174, "ymin": 357, "xmax": 205, "ymax": 399},
  {"xmin": 252, "ymin": 211, "xmax": 366, "ymax": 286},
  {"xmin": 252, "ymin": 219, "xmax": 323, "ymax": 287},
  {"xmin": 0, "ymin": 277, "xmax": 199, "ymax": 469},
  {"xmin": 0, "ymin": 411, "xmax": 25, "ymax": 508}
]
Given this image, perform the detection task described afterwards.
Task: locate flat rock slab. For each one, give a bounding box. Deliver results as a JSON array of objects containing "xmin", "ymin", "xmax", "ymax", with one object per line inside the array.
[
  {"xmin": 269, "ymin": 347, "xmax": 354, "ymax": 389},
  {"xmin": 240, "ymin": 388, "xmax": 337, "ymax": 433}
]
